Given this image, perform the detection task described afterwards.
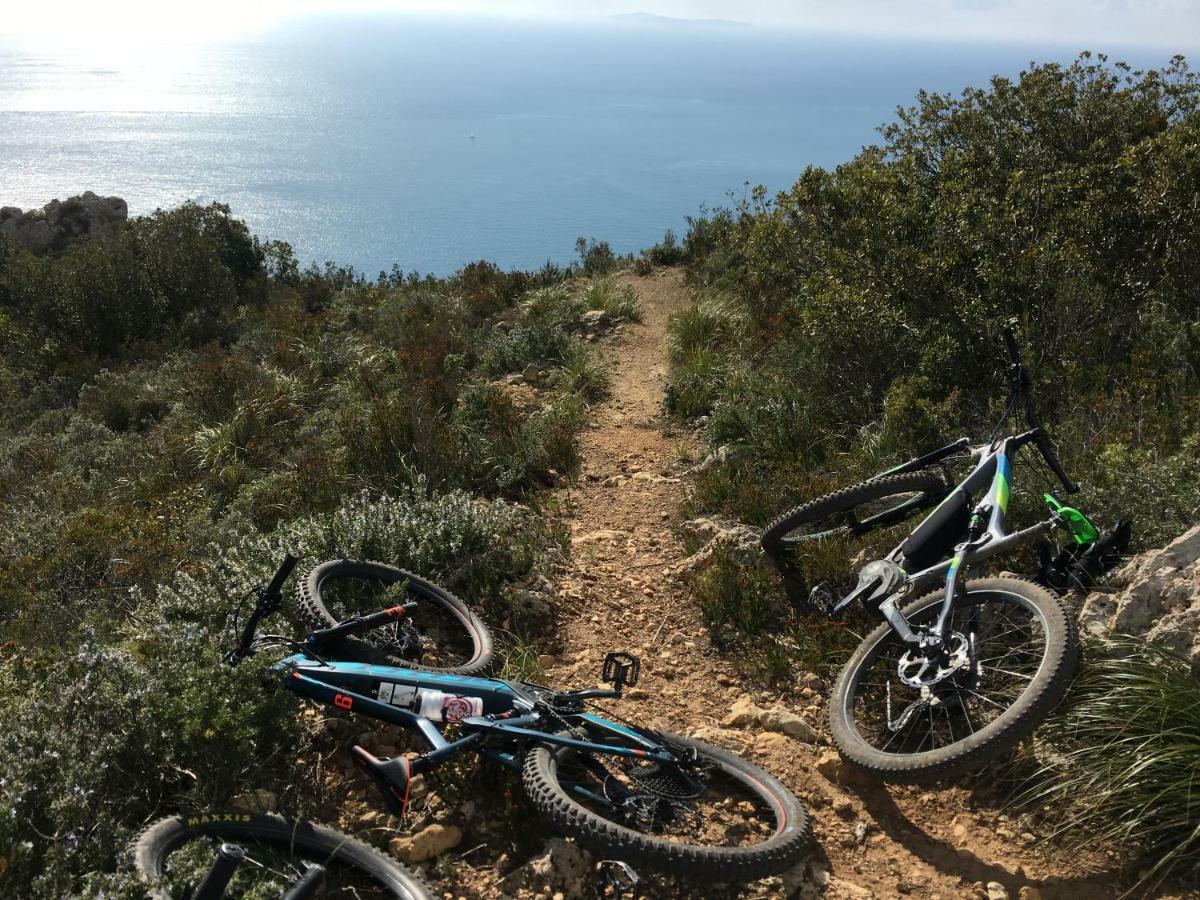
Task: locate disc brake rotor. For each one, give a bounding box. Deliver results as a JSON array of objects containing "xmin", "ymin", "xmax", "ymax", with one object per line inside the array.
[
  {"xmin": 373, "ymin": 619, "xmax": 424, "ymax": 659},
  {"xmin": 897, "ymin": 632, "xmax": 971, "ymax": 688}
]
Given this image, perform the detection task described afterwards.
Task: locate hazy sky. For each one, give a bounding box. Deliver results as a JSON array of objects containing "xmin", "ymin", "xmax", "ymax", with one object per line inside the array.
[{"xmin": 3, "ymin": 0, "xmax": 1197, "ymax": 47}]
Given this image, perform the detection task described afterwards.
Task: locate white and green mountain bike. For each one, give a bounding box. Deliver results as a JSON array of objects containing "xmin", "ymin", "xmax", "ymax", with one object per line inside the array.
[{"xmin": 763, "ymin": 328, "xmax": 1124, "ymax": 781}]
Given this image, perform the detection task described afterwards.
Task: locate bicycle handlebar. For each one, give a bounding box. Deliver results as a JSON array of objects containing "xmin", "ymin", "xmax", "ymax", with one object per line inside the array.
[
  {"xmin": 265, "ymin": 553, "xmax": 300, "ymax": 600},
  {"xmin": 1034, "ymin": 430, "xmax": 1078, "ymax": 494},
  {"xmin": 1001, "ymin": 327, "xmax": 1078, "ymax": 494},
  {"xmin": 1003, "ymin": 326, "xmax": 1022, "ymax": 366},
  {"xmin": 230, "ymin": 553, "xmax": 300, "ymax": 662}
]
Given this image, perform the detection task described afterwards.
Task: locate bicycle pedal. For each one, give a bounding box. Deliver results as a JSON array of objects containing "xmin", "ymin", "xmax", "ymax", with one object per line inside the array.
[
  {"xmin": 602, "ymin": 651, "xmax": 640, "ymax": 690},
  {"xmin": 597, "ymin": 859, "xmax": 639, "ymax": 899},
  {"xmin": 807, "ymin": 582, "xmax": 836, "ymax": 616},
  {"xmin": 348, "ymin": 745, "xmax": 413, "ymax": 819}
]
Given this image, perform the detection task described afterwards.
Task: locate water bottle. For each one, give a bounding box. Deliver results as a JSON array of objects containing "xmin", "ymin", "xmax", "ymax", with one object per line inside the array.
[{"xmin": 416, "ymin": 689, "xmax": 483, "ymax": 723}]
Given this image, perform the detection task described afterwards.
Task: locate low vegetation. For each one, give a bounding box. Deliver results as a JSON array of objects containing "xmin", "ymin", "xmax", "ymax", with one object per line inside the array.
[
  {"xmin": 0, "ymin": 205, "xmax": 617, "ymax": 895},
  {"xmin": 1018, "ymin": 636, "xmax": 1200, "ymax": 889}
]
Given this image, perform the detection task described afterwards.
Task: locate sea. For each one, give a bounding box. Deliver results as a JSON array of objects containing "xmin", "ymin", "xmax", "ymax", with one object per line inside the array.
[{"xmin": 0, "ymin": 15, "xmax": 1186, "ymax": 275}]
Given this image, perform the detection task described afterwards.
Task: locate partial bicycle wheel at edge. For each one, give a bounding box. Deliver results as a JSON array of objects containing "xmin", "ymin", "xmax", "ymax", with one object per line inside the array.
[
  {"xmin": 296, "ymin": 559, "xmax": 493, "ymax": 675},
  {"xmin": 523, "ymin": 727, "xmax": 811, "ymax": 882},
  {"xmin": 130, "ymin": 812, "xmax": 432, "ymax": 900},
  {"xmin": 828, "ymin": 576, "xmax": 1077, "ymax": 782},
  {"xmin": 761, "ymin": 471, "xmax": 947, "ymax": 556}
]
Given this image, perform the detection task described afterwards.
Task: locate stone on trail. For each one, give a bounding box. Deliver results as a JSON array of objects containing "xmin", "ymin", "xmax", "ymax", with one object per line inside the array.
[
  {"xmin": 815, "ymin": 748, "xmax": 875, "ymax": 787},
  {"xmin": 497, "ymin": 837, "xmax": 592, "ymax": 896},
  {"xmin": 388, "ymin": 823, "xmax": 463, "ymax": 863},
  {"xmin": 722, "ymin": 696, "xmax": 819, "ymax": 744}
]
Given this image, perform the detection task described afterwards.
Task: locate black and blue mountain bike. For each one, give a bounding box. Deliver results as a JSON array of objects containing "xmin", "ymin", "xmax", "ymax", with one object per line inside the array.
[
  {"xmin": 216, "ymin": 555, "xmax": 811, "ymax": 883},
  {"xmin": 762, "ymin": 328, "xmax": 1125, "ymax": 781}
]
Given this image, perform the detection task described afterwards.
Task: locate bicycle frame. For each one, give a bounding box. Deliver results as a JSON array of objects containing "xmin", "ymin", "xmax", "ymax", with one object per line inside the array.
[
  {"xmin": 278, "ymin": 654, "xmax": 678, "ymax": 773},
  {"xmin": 871, "ymin": 429, "xmax": 1062, "ymax": 648}
]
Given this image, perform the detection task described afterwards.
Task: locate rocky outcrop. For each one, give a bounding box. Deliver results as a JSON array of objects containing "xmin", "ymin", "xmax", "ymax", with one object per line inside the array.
[
  {"xmin": 1078, "ymin": 525, "xmax": 1200, "ymax": 662},
  {"xmin": 0, "ymin": 191, "xmax": 128, "ymax": 255},
  {"xmin": 675, "ymin": 515, "xmax": 763, "ymax": 574}
]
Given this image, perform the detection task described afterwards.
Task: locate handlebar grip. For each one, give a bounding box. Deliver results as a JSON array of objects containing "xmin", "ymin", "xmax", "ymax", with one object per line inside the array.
[
  {"xmin": 265, "ymin": 553, "xmax": 300, "ymax": 599},
  {"xmin": 1036, "ymin": 432, "xmax": 1079, "ymax": 495},
  {"xmin": 1003, "ymin": 326, "xmax": 1022, "ymax": 365}
]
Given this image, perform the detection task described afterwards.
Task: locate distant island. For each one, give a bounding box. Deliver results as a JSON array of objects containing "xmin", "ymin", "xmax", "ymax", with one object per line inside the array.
[{"xmin": 610, "ymin": 12, "xmax": 750, "ymax": 28}]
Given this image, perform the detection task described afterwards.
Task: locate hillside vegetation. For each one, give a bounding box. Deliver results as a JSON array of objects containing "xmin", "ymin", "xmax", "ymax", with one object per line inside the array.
[
  {"xmin": 0, "ymin": 206, "xmax": 639, "ymax": 895},
  {"xmin": 668, "ymin": 54, "xmax": 1199, "ymax": 552}
]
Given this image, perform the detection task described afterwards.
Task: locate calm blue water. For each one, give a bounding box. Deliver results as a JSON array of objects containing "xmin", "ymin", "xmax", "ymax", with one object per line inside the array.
[{"xmin": 0, "ymin": 17, "xmax": 1185, "ymax": 274}]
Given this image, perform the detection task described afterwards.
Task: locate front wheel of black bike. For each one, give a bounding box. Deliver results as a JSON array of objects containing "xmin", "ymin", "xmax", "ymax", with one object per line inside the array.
[
  {"xmin": 523, "ymin": 727, "xmax": 811, "ymax": 881},
  {"xmin": 297, "ymin": 559, "xmax": 493, "ymax": 674},
  {"xmin": 130, "ymin": 812, "xmax": 432, "ymax": 899},
  {"xmin": 828, "ymin": 576, "xmax": 1077, "ymax": 782},
  {"xmin": 761, "ymin": 471, "xmax": 948, "ymax": 556}
]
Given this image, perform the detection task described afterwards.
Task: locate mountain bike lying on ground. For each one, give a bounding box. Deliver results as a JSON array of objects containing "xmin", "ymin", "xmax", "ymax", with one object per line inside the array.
[
  {"xmin": 224, "ymin": 556, "xmax": 812, "ymax": 882},
  {"xmin": 762, "ymin": 328, "xmax": 1124, "ymax": 781},
  {"xmin": 130, "ymin": 811, "xmax": 433, "ymax": 899}
]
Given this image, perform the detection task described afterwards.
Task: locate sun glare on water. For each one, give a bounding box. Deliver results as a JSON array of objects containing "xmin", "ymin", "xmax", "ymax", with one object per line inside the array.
[{"xmin": 3, "ymin": 0, "xmax": 285, "ymax": 39}]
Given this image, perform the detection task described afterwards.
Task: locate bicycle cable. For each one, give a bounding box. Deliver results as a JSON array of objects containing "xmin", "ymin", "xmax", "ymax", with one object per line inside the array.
[{"xmin": 987, "ymin": 384, "xmax": 1020, "ymax": 444}]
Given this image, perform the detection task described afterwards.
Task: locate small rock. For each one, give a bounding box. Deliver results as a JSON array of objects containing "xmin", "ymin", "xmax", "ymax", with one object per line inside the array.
[
  {"xmin": 388, "ymin": 823, "xmax": 463, "ymax": 863},
  {"xmin": 753, "ymin": 732, "xmax": 794, "ymax": 757},
  {"xmin": 986, "ymin": 882, "xmax": 1009, "ymax": 900},
  {"xmin": 690, "ymin": 725, "xmax": 750, "ymax": 750},
  {"xmin": 761, "ymin": 707, "xmax": 819, "ymax": 743},
  {"xmin": 537, "ymin": 654, "xmax": 556, "ymax": 669},
  {"xmin": 497, "ymin": 838, "xmax": 591, "ymax": 896},
  {"xmin": 722, "ymin": 696, "xmax": 765, "ymax": 729},
  {"xmin": 230, "ymin": 788, "xmax": 277, "ymax": 812},
  {"xmin": 815, "ymin": 749, "xmax": 874, "ymax": 787},
  {"xmin": 830, "ymin": 878, "xmax": 873, "ymax": 898},
  {"xmin": 1017, "ymin": 889, "xmax": 1043, "ymax": 900}
]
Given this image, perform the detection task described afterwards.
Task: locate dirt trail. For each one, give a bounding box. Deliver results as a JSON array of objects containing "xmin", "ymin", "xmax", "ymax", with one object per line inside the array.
[{"xmin": 538, "ymin": 269, "xmax": 1126, "ymax": 900}]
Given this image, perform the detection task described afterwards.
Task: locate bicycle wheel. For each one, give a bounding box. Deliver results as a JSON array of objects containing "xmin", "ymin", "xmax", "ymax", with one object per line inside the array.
[
  {"xmin": 523, "ymin": 726, "xmax": 811, "ymax": 881},
  {"xmin": 130, "ymin": 812, "xmax": 432, "ymax": 900},
  {"xmin": 297, "ymin": 559, "xmax": 493, "ymax": 675},
  {"xmin": 828, "ymin": 576, "xmax": 1078, "ymax": 782},
  {"xmin": 761, "ymin": 471, "xmax": 947, "ymax": 556}
]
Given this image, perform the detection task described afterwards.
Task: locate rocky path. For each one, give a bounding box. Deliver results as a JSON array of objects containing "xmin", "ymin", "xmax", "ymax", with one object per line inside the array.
[{"xmin": 534, "ymin": 269, "xmax": 1128, "ymax": 900}]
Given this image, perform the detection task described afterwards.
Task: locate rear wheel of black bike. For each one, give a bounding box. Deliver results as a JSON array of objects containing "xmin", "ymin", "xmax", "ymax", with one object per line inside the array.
[
  {"xmin": 828, "ymin": 576, "xmax": 1077, "ymax": 782},
  {"xmin": 762, "ymin": 471, "xmax": 948, "ymax": 556},
  {"xmin": 523, "ymin": 726, "xmax": 811, "ymax": 881},
  {"xmin": 130, "ymin": 812, "xmax": 432, "ymax": 899},
  {"xmin": 297, "ymin": 560, "xmax": 493, "ymax": 675}
]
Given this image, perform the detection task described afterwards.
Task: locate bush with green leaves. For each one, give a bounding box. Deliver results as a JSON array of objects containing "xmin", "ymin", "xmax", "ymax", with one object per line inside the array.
[
  {"xmin": 669, "ymin": 53, "xmax": 1200, "ymax": 549},
  {"xmin": 0, "ymin": 203, "xmax": 605, "ymax": 896},
  {"xmin": 0, "ymin": 483, "xmax": 552, "ymax": 898}
]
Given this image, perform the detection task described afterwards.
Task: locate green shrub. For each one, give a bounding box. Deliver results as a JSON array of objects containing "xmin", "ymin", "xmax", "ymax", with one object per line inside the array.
[
  {"xmin": 669, "ymin": 54, "xmax": 1200, "ymax": 553},
  {"xmin": 578, "ymin": 276, "xmax": 642, "ymax": 322},
  {"xmin": 556, "ymin": 343, "xmax": 611, "ymax": 402},
  {"xmin": 0, "ymin": 209, "xmax": 587, "ymax": 896},
  {"xmin": 1017, "ymin": 635, "xmax": 1200, "ymax": 888},
  {"xmin": 574, "ymin": 236, "xmax": 617, "ymax": 276},
  {"xmin": 0, "ymin": 484, "xmax": 552, "ymax": 897}
]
